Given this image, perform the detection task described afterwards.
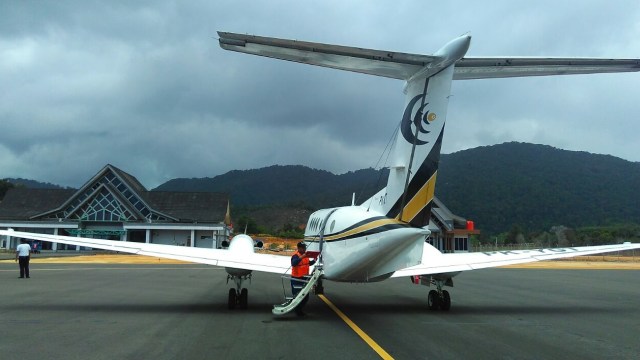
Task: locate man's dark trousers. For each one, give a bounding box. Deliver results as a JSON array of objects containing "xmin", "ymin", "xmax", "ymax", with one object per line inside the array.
[{"xmin": 18, "ymin": 256, "xmax": 30, "ymax": 278}]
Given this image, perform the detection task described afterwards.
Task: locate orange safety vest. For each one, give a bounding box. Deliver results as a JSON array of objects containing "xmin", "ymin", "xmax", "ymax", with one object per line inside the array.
[{"xmin": 291, "ymin": 251, "xmax": 310, "ymax": 278}]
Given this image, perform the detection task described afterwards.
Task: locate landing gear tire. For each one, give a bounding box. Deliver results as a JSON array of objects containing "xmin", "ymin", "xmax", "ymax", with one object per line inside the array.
[
  {"xmin": 228, "ymin": 288, "xmax": 237, "ymax": 310},
  {"xmin": 239, "ymin": 288, "xmax": 248, "ymax": 309},
  {"xmin": 440, "ymin": 290, "xmax": 451, "ymax": 311},
  {"xmin": 428, "ymin": 290, "xmax": 440, "ymax": 310}
]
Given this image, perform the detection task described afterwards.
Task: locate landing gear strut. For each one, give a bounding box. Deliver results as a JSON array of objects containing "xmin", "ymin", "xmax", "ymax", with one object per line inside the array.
[
  {"xmin": 227, "ymin": 274, "xmax": 250, "ymax": 310},
  {"xmin": 428, "ymin": 279, "xmax": 451, "ymax": 311},
  {"xmin": 314, "ymin": 278, "xmax": 324, "ymax": 295}
]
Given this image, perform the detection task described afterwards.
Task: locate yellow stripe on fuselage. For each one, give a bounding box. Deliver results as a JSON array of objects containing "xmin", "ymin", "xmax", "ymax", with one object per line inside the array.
[{"xmin": 398, "ymin": 171, "xmax": 437, "ymax": 223}]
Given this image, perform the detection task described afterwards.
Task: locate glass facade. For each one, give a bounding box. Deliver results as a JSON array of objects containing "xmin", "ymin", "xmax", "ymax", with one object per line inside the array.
[{"xmin": 49, "ymin": 169, "xmax": 168, "ymax": 222}]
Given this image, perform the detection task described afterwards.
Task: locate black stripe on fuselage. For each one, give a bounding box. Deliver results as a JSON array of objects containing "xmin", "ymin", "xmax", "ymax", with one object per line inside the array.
[{"xmin": 306, "ymin": 216, "xmax": 411, "ymax": 243}]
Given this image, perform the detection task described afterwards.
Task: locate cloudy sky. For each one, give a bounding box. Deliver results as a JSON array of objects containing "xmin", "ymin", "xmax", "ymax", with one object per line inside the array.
[{"xmin": 2, "ymin": 1, "xmax": 639, "ymax": 189}]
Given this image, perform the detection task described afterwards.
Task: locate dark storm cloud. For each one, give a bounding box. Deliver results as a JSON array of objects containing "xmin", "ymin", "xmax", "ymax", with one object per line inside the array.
[{"xmin": 1, "ymin": 1, "xmax": 639, "ymax": 188}]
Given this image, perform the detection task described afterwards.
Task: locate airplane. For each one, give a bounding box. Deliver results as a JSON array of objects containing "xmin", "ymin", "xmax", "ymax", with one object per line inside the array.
[{"xmin": 2, "ymin": 32, "xmax": 640, "ymax": 313}]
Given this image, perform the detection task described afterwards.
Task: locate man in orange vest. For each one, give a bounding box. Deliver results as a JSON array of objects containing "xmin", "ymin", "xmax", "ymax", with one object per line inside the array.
[{"xmin": 291, "ymin": 242, "xmax": 316, "ymax": 316}]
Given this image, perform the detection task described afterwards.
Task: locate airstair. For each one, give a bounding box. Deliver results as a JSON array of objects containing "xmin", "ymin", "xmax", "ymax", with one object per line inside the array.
[{"xmin": 272, "ymin": 267, "xmax": 323, "ymax": 316}]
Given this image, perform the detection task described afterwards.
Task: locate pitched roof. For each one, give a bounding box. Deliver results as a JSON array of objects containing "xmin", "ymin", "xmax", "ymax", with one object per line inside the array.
[
  {"xmin": 432, "ymin": 196, "xmax": 469, "ymax": 230},
  {"xmin": 110, "ymin": 165, "xmax": 148, "ymax": 194},
  {"xmin": 0, "ymin": 164, "xmax": 229, "ymax": 223},
  {"xmin": 0, "ymin": 188, "xmax": 76, "ymax": 220},
  {"xmin": 144, "ymin": 192, "xmax": 228, "ymax": 222}
]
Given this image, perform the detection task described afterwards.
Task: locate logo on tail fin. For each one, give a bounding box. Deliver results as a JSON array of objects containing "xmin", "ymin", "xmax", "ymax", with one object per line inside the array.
[{"xmin": 401, "ymin": 94, "xmax": 436, "ymax": 145}]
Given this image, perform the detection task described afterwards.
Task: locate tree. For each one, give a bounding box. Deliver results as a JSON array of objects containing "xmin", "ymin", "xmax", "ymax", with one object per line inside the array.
[
  {"xmin": 505, "ymin": 225, "xmax": 524, "ymax": 245},
  {"xmin": 234, "ymin": 216, "xmax": 260, "ymax": 234},
  {"xmin": 0, "ymin": 179, "xmax": 14, "ymax": 201},
  {"xmin": 551, "ymin": 225, "xmax": 570, "ymax": 247}
]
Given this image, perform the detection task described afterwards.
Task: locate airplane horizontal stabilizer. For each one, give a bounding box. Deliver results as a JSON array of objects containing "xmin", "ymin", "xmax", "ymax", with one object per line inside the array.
[
  {"xmin": 218, "ymin": 31, "xmax": 435, "ymax": 80},
  {"xmin": 219, "ymin": 32, "xmax": 640, "ymax": 81},
  {"xmin": 454, "ymin": 57, "xmax": 640, "ymax": 80}
]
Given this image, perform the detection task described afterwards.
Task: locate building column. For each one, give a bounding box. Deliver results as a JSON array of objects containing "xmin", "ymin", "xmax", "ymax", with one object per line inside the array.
[
  {"xmin": 76, "ymin": 232, "xmax": 81, "ymax": 251},
  {"xmin": 190, "ymin": 229, "xmax": 195, "ymax": 247},
  {"xmin": 145, "ymin": 229, "xmax": 151, "ymax": 244},
  {"xmin": 52, "ymin": 228, "xmax": 58, "ymax": 252}
]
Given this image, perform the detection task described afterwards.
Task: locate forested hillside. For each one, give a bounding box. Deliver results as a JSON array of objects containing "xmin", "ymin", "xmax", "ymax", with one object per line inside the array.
[
  {"xmin": 155, "ymin": 165, "xmax": 387, "ymax": 208},
  {"xmin": 436, "ymin": 142, "xmax": 640, "ymax": 234},
  {"xmin": 155, "ymin": 142, "xmax": 640, "ymax": 236}
]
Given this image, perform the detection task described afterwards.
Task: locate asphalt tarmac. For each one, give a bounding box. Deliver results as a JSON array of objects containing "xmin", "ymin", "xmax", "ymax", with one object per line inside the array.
[{"xmin": 1, "ymin": 263, "xmax": 638, "ymax": 360}]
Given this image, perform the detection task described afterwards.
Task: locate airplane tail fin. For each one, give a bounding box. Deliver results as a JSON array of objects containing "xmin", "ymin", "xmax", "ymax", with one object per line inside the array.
[
  {"xmin": 363, "ymin": 36, "xmax": 471, "ymax": 226},
  {"xmin": 365, "ymin": 65, "xmax": 454, "ymax": 226}
]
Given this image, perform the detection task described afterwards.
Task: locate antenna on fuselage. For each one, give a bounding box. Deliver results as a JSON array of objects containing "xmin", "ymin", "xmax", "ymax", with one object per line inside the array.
[{"xmin": 351, "ymin": 193, "xmax": 355, "ymax": 206}]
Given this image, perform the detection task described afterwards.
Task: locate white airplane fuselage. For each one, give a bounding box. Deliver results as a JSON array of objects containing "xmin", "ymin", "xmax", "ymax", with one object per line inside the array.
[{"xmin": 304, "ymin": 206, "xmax": 429, "ymax": 282}]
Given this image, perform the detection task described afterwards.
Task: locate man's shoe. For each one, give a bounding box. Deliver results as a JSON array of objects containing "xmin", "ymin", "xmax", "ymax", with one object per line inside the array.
[
  {"xmin": 26, "ymin": 276, "xmax": 30, "ymax": 278},
  {"xmin": 19, "ymin": 276, "xmax": 24, "ymax": 278}
]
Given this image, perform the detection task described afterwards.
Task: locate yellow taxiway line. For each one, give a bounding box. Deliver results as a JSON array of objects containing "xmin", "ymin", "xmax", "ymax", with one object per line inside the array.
[{"xmin": 318, "ymin": 294, "xmax": 394, "ymax": 360}]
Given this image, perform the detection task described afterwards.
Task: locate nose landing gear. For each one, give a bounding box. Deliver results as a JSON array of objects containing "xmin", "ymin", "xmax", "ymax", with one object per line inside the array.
[{"xmin": 227, "ymin": 274, "xmax": 250, "ymax": 310}]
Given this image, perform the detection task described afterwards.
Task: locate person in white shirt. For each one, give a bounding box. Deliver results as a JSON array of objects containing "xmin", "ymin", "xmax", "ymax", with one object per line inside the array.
[{"xmin": 15, "ymin": 239, "xmax": 31, "ymax": 278}]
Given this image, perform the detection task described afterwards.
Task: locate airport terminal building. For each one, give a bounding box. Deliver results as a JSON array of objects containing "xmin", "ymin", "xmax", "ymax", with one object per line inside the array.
[
  {"xmin": 0, "ymin": 165, "xmax": 231, "ymax": 251},
  {"xmin": 427, "ymin": 197, "xmax": 479, "ymax": 253},
  {"xmin": 1, "ymin": 165, "xmax": 478, "ymax": 253}
]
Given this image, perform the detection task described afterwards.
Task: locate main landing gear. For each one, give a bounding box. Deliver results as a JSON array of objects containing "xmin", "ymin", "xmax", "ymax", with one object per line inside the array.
[
  {"xmin": 227, "ymin": 274, "xmax": 250, "ymax": 310},
  {"xmin": 427, "ymin": 279, "xmax": 451, "ymax": 311},
  {"xmin": 314, "ymin": 278, "xmax": 324, "ymax": 295}
]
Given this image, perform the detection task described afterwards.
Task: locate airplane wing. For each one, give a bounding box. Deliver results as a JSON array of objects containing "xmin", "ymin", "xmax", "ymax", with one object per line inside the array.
[
  {"xmin": 0, "ymin": 230, "xmax": 291, "ymax": 274},
  {"xmin": 391, "ymin": 243, "xmax": 640, "ymax": 277},
  {"xmin": 218, "ymin": 31, "xmax": 640, "ymax": 81}
]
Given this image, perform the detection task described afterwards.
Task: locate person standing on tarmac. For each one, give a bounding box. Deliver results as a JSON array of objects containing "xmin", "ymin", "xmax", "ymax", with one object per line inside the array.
[
  {"xmin": 290, "ymin": 242, "xmax": 316, "ymax": 316},
  {"xmin": 15, "ymin": 239, "xmax": 31, "ymax": 278}
]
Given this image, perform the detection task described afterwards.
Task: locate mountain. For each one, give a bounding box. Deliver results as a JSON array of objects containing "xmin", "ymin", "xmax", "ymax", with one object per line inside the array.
[
  {"xmin": 5, "ymin": 178, "xmax": 68, "ymax": 189},
  {"xmin": 155, "ymin": 165, "xmax": 387, "ymax": 208},
  {"xmin": 154, "ymin": 142, "xmax": 640, "ymax": 235},
  {"xmin": 435, "ymin": 142, "xmax": 640, "ymax": 234},
  {"xmin": 1, "ymin": 178, "xmax": 70, "ymax": 202}
]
